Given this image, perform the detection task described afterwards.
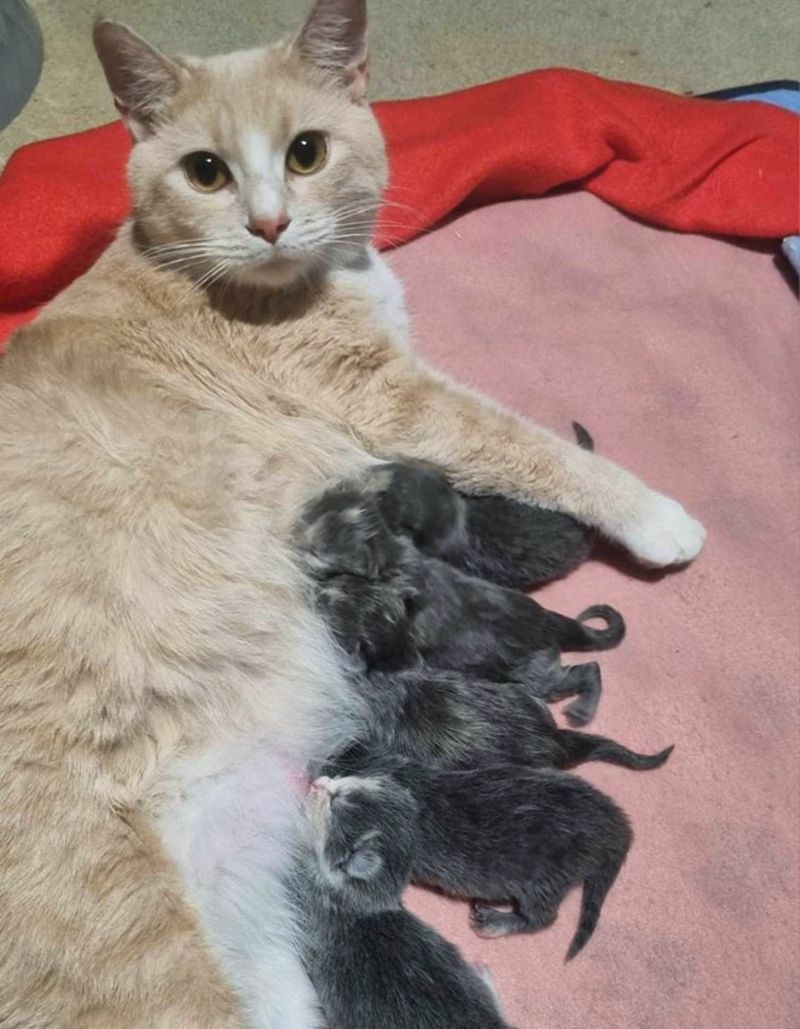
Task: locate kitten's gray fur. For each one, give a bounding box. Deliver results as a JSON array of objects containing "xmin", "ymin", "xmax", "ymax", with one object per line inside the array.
[
  {"xmin": 324, "ymin": 666, "xmax": 673, "ymax": 775},
  {"xmin": 314, "ymin": 763, "xmax": 632, "ymax": 960},
  {"xmin": 293, "ymin": 775, "xmax": 510, "ymax": 1028},
  {"xmin": 300, "ymin": 461, "xmax": 673, "ymax": 769},
  {"xmin": 376, "ymin": 423, "xmax": 596, "ymax": 589},
  {"xmin": 298, "ymin": 459, "xmax": 616, "ymax": 724}
]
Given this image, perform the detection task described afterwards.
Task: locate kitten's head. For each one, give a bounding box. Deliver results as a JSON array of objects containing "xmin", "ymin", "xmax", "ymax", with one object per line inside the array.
[
  {"xmin": 298, "ymin": 486, "xmax": 404, "ymax": 580},
  {"xmin": 305, "ymin": 773, "xmax": 418, "ymax": 913},
  {"xmin": 94, "ymin": 0, "xmax": 386, "ymax": 289},
  {"xmin": 316, "ymin": 573, "xmax": 420, "ymax": 670}
]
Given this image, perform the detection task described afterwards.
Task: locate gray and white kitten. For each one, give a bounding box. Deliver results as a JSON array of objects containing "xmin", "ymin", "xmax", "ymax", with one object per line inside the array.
[
  {"xmin": 294, "ymin": 776, "xmax": 510, "ymax": 1029},
  {"xmin": 314, "ymin": 763, "xmax": 633, "ymax": 960}
]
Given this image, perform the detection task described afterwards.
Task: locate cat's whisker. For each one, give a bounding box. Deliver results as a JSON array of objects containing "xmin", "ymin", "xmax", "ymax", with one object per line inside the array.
[
  {"xmin": 189, "ymin": 258, "xmax": 234, "ymax": 299},
  {"xmin": 141, "ymin": 241, "xmax": 249, "ymax": 272},
  {"xmin": 143, "ymin": 242, "xmax": 212, "ymax": 255},
  {"xmin": 150, "ymin": 246, "xmax": 246, "ymax": 262},
  {"xmin": 381, "ymin": 198, "xmax": 426, "ymax": 217},
  {"xmin": 149, "ymin": 252, "xmax": 218, "ymax": 266},
  {"xmin": 141, "ymin": 236, "xmax": 227, "ymax": 253}
]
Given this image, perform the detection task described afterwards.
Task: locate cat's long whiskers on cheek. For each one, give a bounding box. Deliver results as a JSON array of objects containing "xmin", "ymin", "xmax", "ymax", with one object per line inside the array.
[
  {"xmin": 151, "ymin": 246, "xmax": 249, "ymax": 262},
  {"xmin": 142, "ymin": 239, "xmax": 251, "ymax": 269},
  {"xmin": 142, "ymin": 237, "xmax": 216, "ymax": 252},
  {"xmin": 147, "ymin": 252, "xmax": 222, "ymax": 271},
  {"xmin": 195, "ymin": 258, "xmax": 232, "ymax": 289},
  {"xmin": 109, "ymin": 249, "xmax": 225, "ymax": 289},
  {"xmin": 178, "ymin": 258, "xmax": 232, "ymax": 302},
  {"xmin": 381, "ymin": 197, "xmax": 427, "ymax": 217},
  {"xmin": 332, "ymin": 202, "xmax": 416, "ymax": 226},
  {"xmin": 142, "ymin": 239, "xmax": 226, "ymax": 259}
]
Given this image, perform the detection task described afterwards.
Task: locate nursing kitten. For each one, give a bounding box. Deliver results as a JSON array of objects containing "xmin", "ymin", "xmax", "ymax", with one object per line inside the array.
[
  {"xmin": 320, "ymin": 563, "xmax": 619, "ymax": 724},
  {"xmin": 314, "ymin": 766, "xmax": 632, "ymax": 960},
  {"xmin": 322, "ymin": 669, "xmax": 673, "ymax": 774},
  {"xmin": 376, "ymin": 426, "xmax": 596, "ymax": 590},
  {"xmin": 299, "ymin": 462, "xmax": 622, "ymax": 724},
  {"xmin": 294, "ymin": 777, "xmax": 510, "ymax": 1029},
  {"xmin": 300, "ymin": 443, "xmax": 594, "ymax": 591},
  {"xmin": 0, "ymin": 0, "xmax": 702, "ymax": 1023}
]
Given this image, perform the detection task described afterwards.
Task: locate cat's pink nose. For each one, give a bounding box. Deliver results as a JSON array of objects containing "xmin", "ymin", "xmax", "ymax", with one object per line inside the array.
[{"xmin": 248, "ymin": 214, "xmax": 291, "ymax": 245}]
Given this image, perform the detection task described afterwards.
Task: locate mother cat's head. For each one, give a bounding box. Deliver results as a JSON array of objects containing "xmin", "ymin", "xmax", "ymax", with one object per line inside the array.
[{"xmin": 94, "ymin": 0, "xmax": 386, "ymax": 288}]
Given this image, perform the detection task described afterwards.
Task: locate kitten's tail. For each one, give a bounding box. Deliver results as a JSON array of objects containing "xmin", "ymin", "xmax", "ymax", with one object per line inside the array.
[
  {"xmin": 572, "ymin": 421, "xmax": 595, "ymax": 451},
  {"xmin": 576, "ymin": 605, "xmax": 625, "ymax": 649},
  {"xmin": 557, "ymin": 731, "xmax": 674, "ymax": 771},
  {"xmin": 548, "ymin": 605, "xmax": 626, "ymax": 652},
  {"xmin": 567, "ymin": 820, "xmax": 631, "ymax": 961}
]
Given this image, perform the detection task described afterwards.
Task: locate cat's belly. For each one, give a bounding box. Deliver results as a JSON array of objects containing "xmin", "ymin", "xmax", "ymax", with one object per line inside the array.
[{"xmin": 158, "ymin": 739, "xmax": 326, "ymax": 1029}]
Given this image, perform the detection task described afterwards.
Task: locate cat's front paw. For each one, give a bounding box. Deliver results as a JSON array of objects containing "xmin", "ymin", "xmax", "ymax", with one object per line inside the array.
[{"xmin": 620, "ymin": 490, "xmax": 706, "ymax": 567}]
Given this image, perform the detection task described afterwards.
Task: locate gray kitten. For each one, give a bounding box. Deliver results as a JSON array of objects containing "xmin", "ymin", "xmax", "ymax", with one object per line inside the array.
[
  {"xmin": 301, "ymin": 432, "xmax": 595, "ymax": 591},
  {"xmin": 313, "ymin": 762, "xmax": 632, "ymax": 960},
  {"xmin": 302, "ymin": 464, "xmax": 672, "ymax": 770},
  {"xmin": 316, "ymin": 556, "xmax": 620, "ymax": 724},
  {"xmin": 375, "ymin": 423, "xmax": 597, "ymax": 589},
  {"xmin": 294, "ymin": 776, "xmax": 510, "ymax": 1029},
  {"xmin": 299, "ymin": 460, "xmax": 620, "ymax": 724},
  {"xmin": 323, "ymin": 667, "xmax": 673, "ymax": 775}
]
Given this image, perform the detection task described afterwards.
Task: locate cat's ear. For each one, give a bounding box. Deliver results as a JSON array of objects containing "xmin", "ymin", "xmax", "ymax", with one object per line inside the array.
[
  {"xmin": 93, "ymin": 20, "xmax": 186, "ymax": 141},
  {"xmin": 294, "ymin": 0, "xmax": 368, "ymax": 102},
  {"xmin": 345, "ymin": 836, "xmax": 384, "ymax": 880}
]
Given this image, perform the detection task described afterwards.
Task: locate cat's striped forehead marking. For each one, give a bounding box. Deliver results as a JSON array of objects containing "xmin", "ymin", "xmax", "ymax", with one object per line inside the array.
[{"xmin": 196, "ymin": 47, "xmax": 294, "ymax": 154}]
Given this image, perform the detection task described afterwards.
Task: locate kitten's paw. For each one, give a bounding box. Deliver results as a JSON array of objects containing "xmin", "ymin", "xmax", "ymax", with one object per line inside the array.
[
  {"xmin": 564, "ymin": 700, "xmax": 593, "ymax": 727},
  {"xmin": 620, "ymin": 491, "xmax": 706, "ymax": 567},
  {"xmin": 470, "ymin": 902, "xmax": 515, "ymax": 939}
]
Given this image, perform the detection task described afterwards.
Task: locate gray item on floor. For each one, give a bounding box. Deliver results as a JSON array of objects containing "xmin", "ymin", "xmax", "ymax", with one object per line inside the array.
[{"xmin": 0, "ymin": 1, "xmax": 43, "ymax": 132}]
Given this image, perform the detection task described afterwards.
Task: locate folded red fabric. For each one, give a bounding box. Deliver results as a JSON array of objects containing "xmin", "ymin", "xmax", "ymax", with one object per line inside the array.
[{"xmin": 1, "ymin": 68, "xmax": 796, "ymax": 344}]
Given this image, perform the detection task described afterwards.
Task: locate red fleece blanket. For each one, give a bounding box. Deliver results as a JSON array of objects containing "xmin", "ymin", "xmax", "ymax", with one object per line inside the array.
[{"xmin": 0, "ymin": 68, "xmax": 797, "ymax": 344}]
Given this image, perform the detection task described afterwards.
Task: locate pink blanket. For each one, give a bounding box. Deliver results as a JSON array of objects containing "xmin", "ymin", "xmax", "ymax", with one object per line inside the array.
[{"xmin": 387, "ymin": 195, "xmax": 799, "ymax": 1028}]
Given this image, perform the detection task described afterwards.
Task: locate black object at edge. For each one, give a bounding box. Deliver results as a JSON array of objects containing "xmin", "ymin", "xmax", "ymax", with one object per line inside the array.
[{"xmin": 698, "ymin": 80, "xmax": 799, "ymax": 100}]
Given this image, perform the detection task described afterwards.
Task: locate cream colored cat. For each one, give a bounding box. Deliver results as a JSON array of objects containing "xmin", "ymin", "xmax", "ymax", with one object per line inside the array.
[{"xmin": 0, "ymin": 1, "xmax": 705, "ymax": 1026}]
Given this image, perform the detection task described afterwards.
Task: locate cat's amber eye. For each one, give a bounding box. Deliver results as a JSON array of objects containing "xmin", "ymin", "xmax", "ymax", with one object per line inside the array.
[
  {"xmin": 286, "ymin": 131, "xmax": 328, "ymax": 176},
  {"xmin": 182, "ymin": 151, "xmax": 232, "ymax": 193}
]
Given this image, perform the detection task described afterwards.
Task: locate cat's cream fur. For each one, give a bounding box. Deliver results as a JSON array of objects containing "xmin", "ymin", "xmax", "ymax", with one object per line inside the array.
[{"xmin": 0, "ymin": 1, "xmax": 705, "ymax": 1026}]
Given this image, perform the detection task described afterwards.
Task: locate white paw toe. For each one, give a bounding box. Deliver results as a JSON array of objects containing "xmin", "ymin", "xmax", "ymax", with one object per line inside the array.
[{"xmin": 622, "ymin": 492, "xmax": 707, "ymax": 567}]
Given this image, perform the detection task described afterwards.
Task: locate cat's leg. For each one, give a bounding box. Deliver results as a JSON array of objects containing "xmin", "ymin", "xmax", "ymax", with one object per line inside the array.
[
  {"xmin": 0, "ymin": 765, "xmax": 244, "ymax": 1029},
  {"xmin": 334, "ymin": 354, "xmax": 705, "ymax": 566}
]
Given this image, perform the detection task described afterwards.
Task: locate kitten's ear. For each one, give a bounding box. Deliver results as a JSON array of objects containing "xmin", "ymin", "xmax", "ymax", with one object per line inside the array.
[
  {"xmin": 93, "ymin": 20, "xmax": 186, "ymax": 141},
  {"xmin": 345, "ymin": 839, "xmax": 383, "ymax": 880},
  {"xmin": 295, "ymin": 0, "xmax": 368, "ymax": 102}
]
